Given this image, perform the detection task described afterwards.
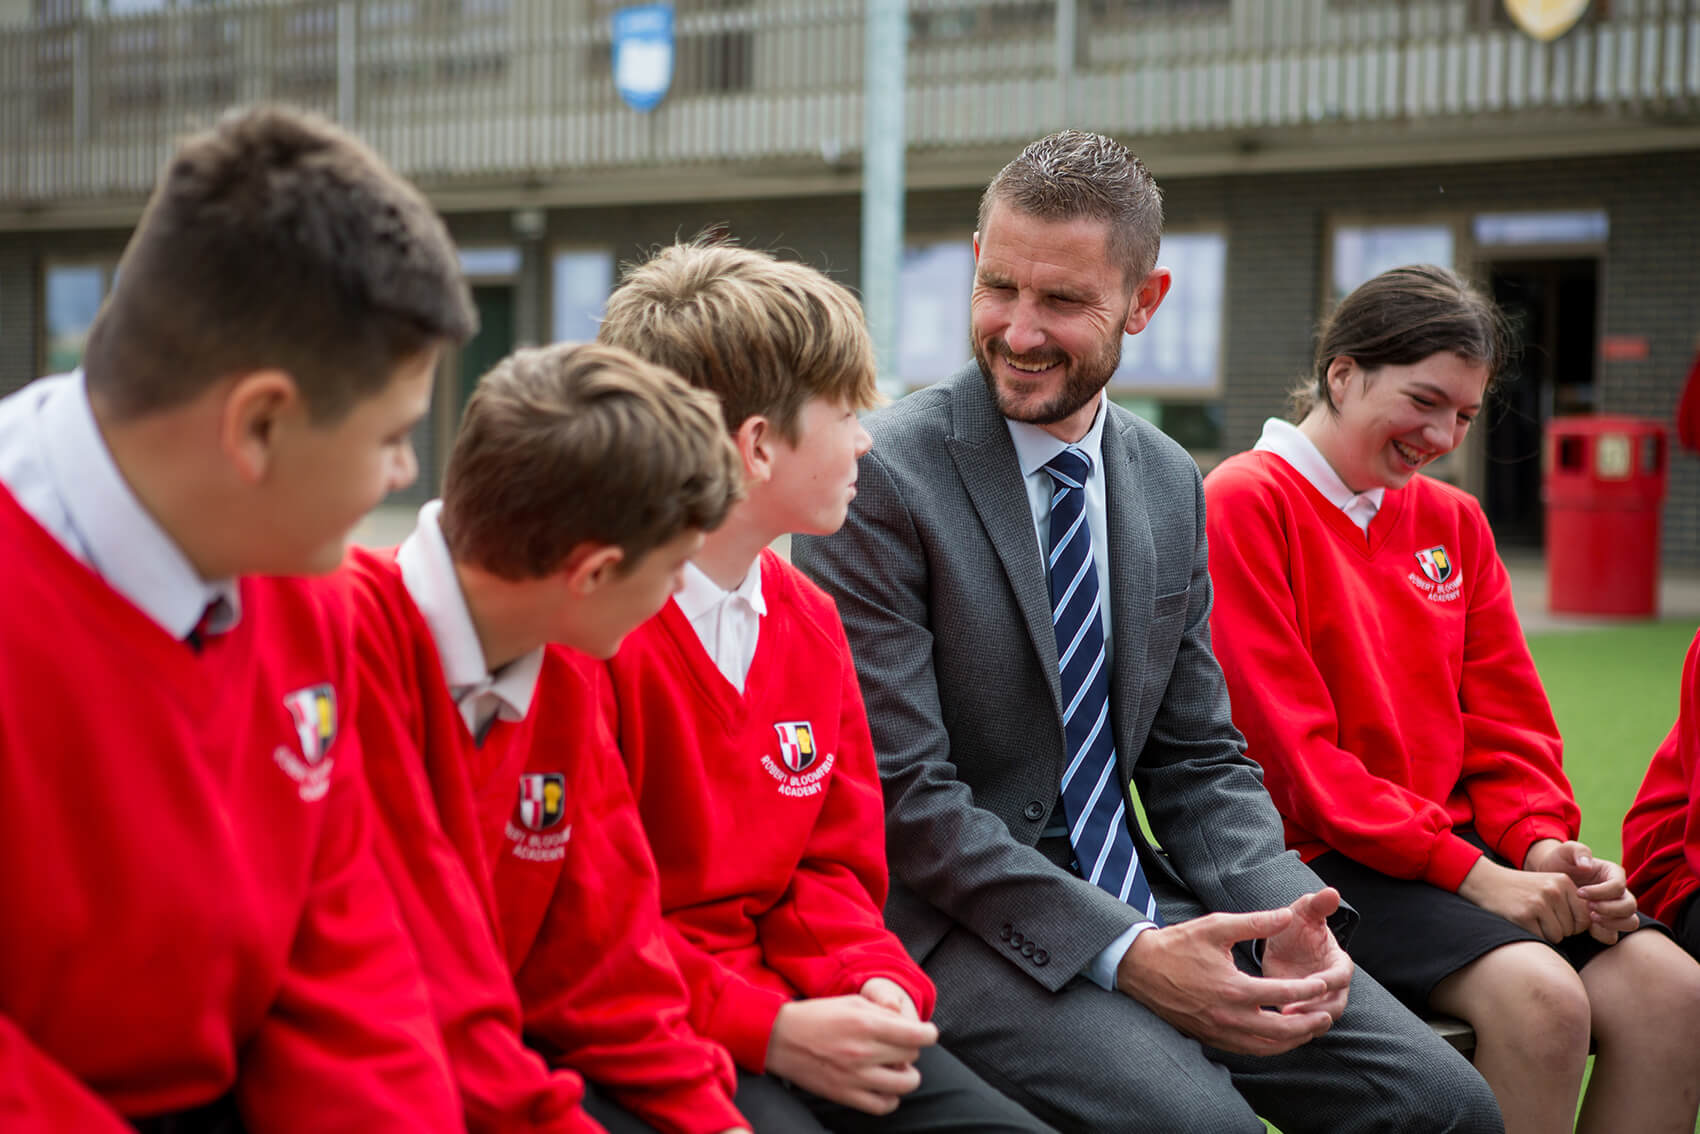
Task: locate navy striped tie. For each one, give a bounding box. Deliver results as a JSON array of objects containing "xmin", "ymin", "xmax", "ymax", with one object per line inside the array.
[{"xmin": 1043, "ymin": 448, "xmax": 1160, "ymax": 924}]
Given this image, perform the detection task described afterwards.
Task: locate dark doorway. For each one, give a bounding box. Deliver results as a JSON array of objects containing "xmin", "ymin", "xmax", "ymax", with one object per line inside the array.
[
  {"xmin": 458, "ymin": 284, "xmax": 517, "ymax": 412},
  {"xmin": 1481, "ymin": 259, "xmax": 1598, "ymax": 548}
]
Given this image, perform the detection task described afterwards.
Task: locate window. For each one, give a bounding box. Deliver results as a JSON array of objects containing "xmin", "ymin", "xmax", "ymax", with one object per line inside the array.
[
  {"xmin": 553, "ymin": 250, "xmax": 614, "ymax": 343},
  {"xmin": 896, "ymin": 238, "xmax": 975, "ymax": 389},
  {"xmin": 1111, "ymin": 394, "xmax": 1223, "ymax": 455},
  {"xmin": 1113, "ymin": 231, "xmax": 1225, "ymax": 394},
  {"xmin": 1331, "ymin": 223, "xmax": 1454, "ymax": 301},
  {"xmin": 43, "ymin": 262, "xmax": 115, "ymax": 374},
  {"xmin": 1109, "ymin": 231, "xmax": 1226, "ymax": 455}
]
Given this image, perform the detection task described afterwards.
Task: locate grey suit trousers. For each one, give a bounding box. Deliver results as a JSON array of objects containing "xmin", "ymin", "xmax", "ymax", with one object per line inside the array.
[{"xmin": 922, "ymin": 890, "xmax": 1500, "ymax": 1134}]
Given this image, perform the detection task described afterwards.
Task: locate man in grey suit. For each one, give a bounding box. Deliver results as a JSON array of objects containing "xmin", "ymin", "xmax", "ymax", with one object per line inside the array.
[{"xmin": 792, "ymin": 131, "xmax": 1501, "ymax": 1132}]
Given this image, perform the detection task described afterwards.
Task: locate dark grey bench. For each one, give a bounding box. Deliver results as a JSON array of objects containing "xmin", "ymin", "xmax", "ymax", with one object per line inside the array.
[{"xmin": 1428, "ymin": 1016, "xmax": 1475, "ymax": 1055}]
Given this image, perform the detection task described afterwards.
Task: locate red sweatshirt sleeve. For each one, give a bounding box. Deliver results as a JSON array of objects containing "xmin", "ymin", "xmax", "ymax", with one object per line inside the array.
[
  {"xmin": 1205, "ymin": 464, "xmax": 1484, "ymax": 889},
  {"xmin": 0, "ymin": 1020, "xmax": 133, "ymax": 1132},
  {"xmin": 1624, "ymin": 629, "xmax": 1700, "ymax": 924},
  {"xmin": 350, "ymin": 595, "xmax": 603, "ymax": 1134},
  {"xmin": 514, "ymin": 685, "xmax": 744, "ymax": 1134},
  {"xmin": 234, "ymin": 683, "xmax": 465, "ymax": 1133},
  {"xmin": 754, "ymin": 629, "xmax": 936, "ymax": 1020},
  {"xmin": 1452, "ymin": 512, "xmax": 1578, "ymax": 868}
]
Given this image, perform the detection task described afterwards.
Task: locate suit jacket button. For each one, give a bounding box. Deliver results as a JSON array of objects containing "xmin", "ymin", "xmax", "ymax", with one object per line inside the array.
[
  {"xmin": 1023, "ymin": 800, "xmax": 1045, "ymax": 822},
  {"xmin": 1033, "ymin": 949, "xmax": 1049, "ymax": 966},
  {"xmin": 1021, "ymin": 941, "xmax": 1035, "ymax": 958},
  {"xmin": 1010, "ymin": 931, "xmax": 1025, "ymax": 948},
  {"xmin": 999, "ymin": 924, "xmax": 1013, "ymax": 942}
]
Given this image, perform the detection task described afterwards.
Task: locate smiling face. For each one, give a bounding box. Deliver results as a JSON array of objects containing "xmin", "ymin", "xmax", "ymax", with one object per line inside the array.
[
  {"xmin": 1305, "ymin": 351, "xmax": 1489, "ymax": 493},
  {"xmin": 971, "ymin": 202, "xmax": 1167, "ymax": 441}
]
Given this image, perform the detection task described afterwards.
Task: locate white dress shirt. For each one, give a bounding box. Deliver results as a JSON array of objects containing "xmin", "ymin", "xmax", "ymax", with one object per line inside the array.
[
  {"xmin": 1253, "ymin": 418, "xmax": 1384, "ymax": 534},
  {"xmin": 1004, "ymin": 393, "xmax": 1147, "ymax": 990},
  {"xmin": 674, "ymin": 558, "xmax": 767, "ymax": 693},
  {"xmin": 397, "ymin": 500, "xmax": 543, "ymax": 738},
  {"xmin": 0, "ymin": 371, "xmax": 239, "ymax": 640}
]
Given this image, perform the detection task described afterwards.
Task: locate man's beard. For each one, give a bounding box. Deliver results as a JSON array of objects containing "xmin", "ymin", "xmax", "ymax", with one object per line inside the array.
[{"xmin": 974, "ymin": 333, "xmax": 1122, "ymax": 426}]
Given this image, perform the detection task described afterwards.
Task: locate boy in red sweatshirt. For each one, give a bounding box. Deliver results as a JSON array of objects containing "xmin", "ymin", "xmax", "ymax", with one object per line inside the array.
[
  {"xmin": 583, "ymin": 240, "xmax": 1053, "ymax": 1133},
  {"xmin": 341, "ymin": 341, "xmax": 751, "ymax": 1134},
  {"xmin": 0, "ymin": 105, "xmax": 474, "ymax": 1131}
]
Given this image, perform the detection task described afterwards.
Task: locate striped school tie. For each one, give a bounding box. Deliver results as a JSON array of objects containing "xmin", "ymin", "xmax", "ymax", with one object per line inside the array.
[{"xmin": 1043, "ymin": 447, "xmax": 1160, "ymax": 924}]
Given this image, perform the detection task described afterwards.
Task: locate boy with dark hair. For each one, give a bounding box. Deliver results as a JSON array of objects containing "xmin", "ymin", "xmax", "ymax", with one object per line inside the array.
[
  {"xmin": 576, "ymin": 240, "xmax": 1053, "ymax": 1133},
  {"xmin": 0, "ymin": 104, "xmax": 474, "ymax": 1131},
  {"xmin": 341, "ymin": 341, "xmax": 751, "ymax": 1134}
]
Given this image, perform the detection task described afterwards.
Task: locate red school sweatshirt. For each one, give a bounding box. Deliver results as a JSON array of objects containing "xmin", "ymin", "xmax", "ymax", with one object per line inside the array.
[
  {"xmin": 1203, "ymin": 452, "xmax": 1578, "ymax": 891},
  {"xmin": 340, "ymin": 546, "xmax": 602, "ymax": 1134},
  {"xmin": 600, "ymin": 550, "xmax": 936, "ymax": 1073},
  {"xmin": 1623, "ymin": 627, "xmax": 1700, "ymax": 925},
  {"xmin": 0, "ymin": 486, "xmax": 460, "ymax": 1133},
  {"xmin": 344, "ymin": 547, "xmax": 744, "ymax": 1134}
]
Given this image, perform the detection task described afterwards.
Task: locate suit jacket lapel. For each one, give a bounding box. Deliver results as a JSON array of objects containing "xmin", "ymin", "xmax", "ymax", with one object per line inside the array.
[
  {"xmin": 1101, "ymin": 409, "xmax": 1159, "ymax": 760},
  {"xmin": 942, "ymin": 365, "xmax": 1065, "ymax": 720}
]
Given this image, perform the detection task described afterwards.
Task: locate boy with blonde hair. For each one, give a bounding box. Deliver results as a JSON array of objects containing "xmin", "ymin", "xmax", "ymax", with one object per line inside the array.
[
  {"xmin": 566, "ymin": 240, "xmax": 1053, "ymax": 1133},
  {"xmin": 0, "ymin": 104, "xmax": 472, "ymax": 1131},
  {"xmin": 341, "ymin": 341, "xmax": 752, "ymax": 1134}
]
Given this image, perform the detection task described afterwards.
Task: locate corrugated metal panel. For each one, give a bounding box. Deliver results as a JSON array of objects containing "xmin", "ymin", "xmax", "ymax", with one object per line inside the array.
[{"xmin": 2, "ymin": 0, "xmax": 1697, "ymax": 205}]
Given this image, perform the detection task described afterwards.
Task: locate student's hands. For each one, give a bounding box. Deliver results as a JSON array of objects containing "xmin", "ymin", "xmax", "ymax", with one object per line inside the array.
[
  {"xmin": 1522, "ymin": 838, "xmax": 1640, "ymax": 945},
  {"xmin": 1114, "ymin": 895, "xmax": 1345, "ymax": 1056},
  {"xmin": 1458, "ymin": 852, "xmax": 1590, "ymax": 942},
  {"xmin": 859, "ymin": 976, "xmax": 921, "ymax": 1021},
  {"xmin": 765, "ymin": 995, "xmax": 938, "ymax": 1115}
]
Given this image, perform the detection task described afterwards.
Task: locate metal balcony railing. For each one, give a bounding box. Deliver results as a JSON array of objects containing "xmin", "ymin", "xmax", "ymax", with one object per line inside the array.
[{"xmin": 2, "ymin": 0, "xmax": 1697, "ymax": 204}]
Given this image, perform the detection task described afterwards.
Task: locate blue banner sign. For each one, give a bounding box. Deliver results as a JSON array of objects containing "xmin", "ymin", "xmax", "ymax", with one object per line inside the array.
[{"xmin": 613, "ymin": 4, "xmax": 674, "ymax": 113}]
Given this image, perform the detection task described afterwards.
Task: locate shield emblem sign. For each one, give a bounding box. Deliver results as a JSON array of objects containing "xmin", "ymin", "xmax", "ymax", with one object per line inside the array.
[
  {"xmin": 1503, "ymin": 0, "xmax": 1590, "ymax": 42},
  {"xmin": 613, "ymin": 4, "xmax": 674, "ymax": 113}
]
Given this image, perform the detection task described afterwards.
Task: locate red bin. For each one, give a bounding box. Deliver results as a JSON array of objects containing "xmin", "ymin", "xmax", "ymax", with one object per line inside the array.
[{"xmin": 1543, "ymin": 416, "xmax": 1667, "ymax": 616}]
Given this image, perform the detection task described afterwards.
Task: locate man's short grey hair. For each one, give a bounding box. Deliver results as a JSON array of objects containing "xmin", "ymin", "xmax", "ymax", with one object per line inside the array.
[{"xmin": 977, "ymin": 129, "xmax": 1165, "ymax": 284}]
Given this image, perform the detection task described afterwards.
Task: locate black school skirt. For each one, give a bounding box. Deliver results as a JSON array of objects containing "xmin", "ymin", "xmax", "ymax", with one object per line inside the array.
[{"xmin": 1307, "ymin": 829, "xmax": 1660, "ymax": 1012}]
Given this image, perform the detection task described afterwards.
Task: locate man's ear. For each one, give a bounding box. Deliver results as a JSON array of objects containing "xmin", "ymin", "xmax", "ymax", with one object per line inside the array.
[
  {"xmin": 1122, "ymin": 267, "xmax": 1173, "ymax": 337},
  {"xmin": 560, "ymin": 542, "xmax": 627, "ymax": 596},
  {"xmin": 220, "ymin": 369, "xmax": 301, "ymax": 485},
  {"xmin": 734, "ymin": 414, "xmax": 776, "ymax": 486},
  {"xmin": 972, "ymin": 230, "xmax": 981, "ymax": 261}
]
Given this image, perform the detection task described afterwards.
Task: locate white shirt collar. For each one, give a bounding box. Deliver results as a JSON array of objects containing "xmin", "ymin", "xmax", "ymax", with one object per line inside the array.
[
  {"xmin": 397, "ymin": 500, "xmax": 543, "ymax": 729},
  {"xmin": 20, "ymin": 371, "xmax": 240, "ymax": 639},
  {"xmin": 1006, "ymin": 391, "xmax": 1109, "ymax": 481},
  {"xmin": 1254, "ymin": 417, "xmax": 1385, "ymax": 532},
  {"xmin": 674, "ymin": 557, "xmax": 766, "ymax": 623}
]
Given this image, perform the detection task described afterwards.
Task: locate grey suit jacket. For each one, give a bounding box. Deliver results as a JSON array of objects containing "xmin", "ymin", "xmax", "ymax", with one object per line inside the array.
[{"xmin": 792, "ymin": 362, "xmax": 1337, "ymax": 993}]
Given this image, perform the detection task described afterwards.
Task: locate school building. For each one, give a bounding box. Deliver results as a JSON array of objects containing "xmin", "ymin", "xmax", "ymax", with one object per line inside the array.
[{"xmin": 3, "ymin": 0, "xmax": 1699, "ymax": 557}]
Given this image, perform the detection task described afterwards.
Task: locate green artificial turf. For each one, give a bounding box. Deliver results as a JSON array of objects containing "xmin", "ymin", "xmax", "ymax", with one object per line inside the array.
[
  {"xmin": 1528, "ymin": 619, "xmax": 1700, "ymax": 862},
  {"xmin": 1529, "ymin": 618, "xmax": 1700, "ymax": 1133}
]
